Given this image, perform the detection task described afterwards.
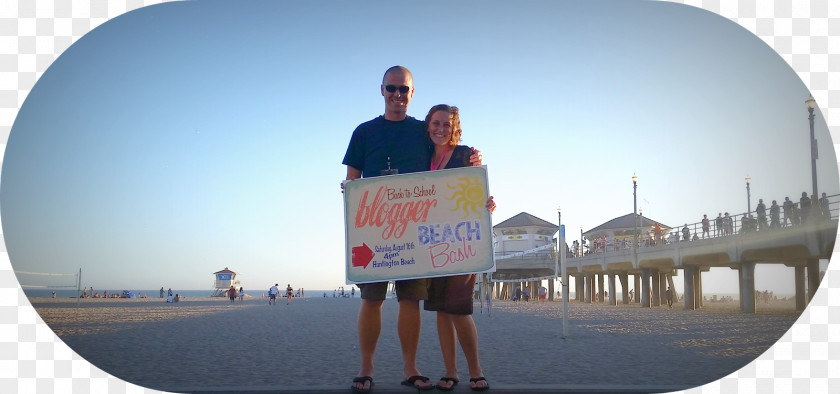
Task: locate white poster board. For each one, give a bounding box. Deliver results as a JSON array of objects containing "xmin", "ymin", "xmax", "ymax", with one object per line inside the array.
[{"xmin": 344, "ymin": 166, "xmax": 495, "ymax": 284}]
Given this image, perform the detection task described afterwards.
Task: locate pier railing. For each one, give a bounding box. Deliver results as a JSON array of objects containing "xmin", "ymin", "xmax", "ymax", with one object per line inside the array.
[{"xmin": 565, "ymin": 193, "xmax": 839, "ymax": 257}]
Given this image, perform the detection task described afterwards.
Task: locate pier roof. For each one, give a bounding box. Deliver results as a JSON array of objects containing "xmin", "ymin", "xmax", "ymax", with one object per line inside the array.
[
  {"xmin": 585, "ymin": 213, "xmax": 671, "ymax": 234},
  {"xmin": 494, "ymin": 212, "xmax": 556, "ymax": 229}
]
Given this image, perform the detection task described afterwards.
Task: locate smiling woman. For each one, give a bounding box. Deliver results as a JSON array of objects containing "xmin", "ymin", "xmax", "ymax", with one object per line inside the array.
[{"xmin": 1, "ymin": 0, "xmax": 838, "ymax": 392}]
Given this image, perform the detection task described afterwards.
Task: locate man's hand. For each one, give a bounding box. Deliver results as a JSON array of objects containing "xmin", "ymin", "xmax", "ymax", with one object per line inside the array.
[{"xmin": 342, "ymin": 166, "xmax": 362, "ymax": 194}]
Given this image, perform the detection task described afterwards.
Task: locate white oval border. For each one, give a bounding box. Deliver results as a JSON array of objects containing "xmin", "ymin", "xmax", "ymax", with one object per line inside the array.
[{"xmin": 0, "ymin": 1, "xmax": 836, "ymax": 393}]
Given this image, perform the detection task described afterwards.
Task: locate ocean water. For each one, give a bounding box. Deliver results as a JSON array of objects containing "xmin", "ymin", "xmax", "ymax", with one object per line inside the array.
[{"xmin": 22, "ymin": 288, "xmax": 346, "ymax": 299}]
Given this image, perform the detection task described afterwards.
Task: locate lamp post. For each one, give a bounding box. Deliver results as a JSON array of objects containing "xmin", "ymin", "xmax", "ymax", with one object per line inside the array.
[
  {"xmin": 746, "ymin": 176, "xmax": 751, "ymax": 214},
  {"xmin": 558, "ymin": 207, "xmax": 569, "ymax": 338},
  {"xmin": 633, "ymin": 174, "xmax": 638, "ymax": 248},
  {"xmin": 580, "ymin": 225, "xmax": 583, "ymax": 257},
  {"xmin": 806, "ymin": 95, "xmax": 818, "ymax": 200},
  {"xmin": 556, "ymin": 207, "xmax": 561, "ymax": 278},
  {"xmin": 632, "ymin": 174, "xmax": 642, "ymax": 307}
]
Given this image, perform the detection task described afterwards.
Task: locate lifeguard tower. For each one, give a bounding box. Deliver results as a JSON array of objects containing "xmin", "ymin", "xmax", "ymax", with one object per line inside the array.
[{"xmin": 210, "ymin": 267, "xmax": 240, "ymax": 297}]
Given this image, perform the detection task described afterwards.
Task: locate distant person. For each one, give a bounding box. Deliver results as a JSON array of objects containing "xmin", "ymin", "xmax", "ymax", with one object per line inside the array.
[
  {"xmin": 286, "ymin": 284, "xmax": 293, "ymax": 305},
  {"xmin": 160, "ymin": 287, "xmax": 165, "ymax": 298},
  {"xmin": 51, "ymin": 291, "xmax": 56, "ymax": 298},
  {"xmin": 665, "ymin": 287, "xmax": 674, "ymax": 308},
  {"xmin": 783, "ymin": 197, "xmax": 795, "ymax": 226},
  {"xmin": 268, "ymin": 284, "xmax": 279, "ymax": 305},
  {"xmin": 800, "ymin": 192, "xmax": 811, "ymax": 223},
  {"xmin": 756, "ymin": 199, "xmax": 767, "ymax": 231},
  {"xmin": 228, "ymin": 285, "xmax": 237, "ymax": 303},
  {"xmin": 701, "ymin": 214, "xmax": 710, "ymax": 238},
  {"xmin": 715, "ymin": 213, "xmax": 724, "ymax": 236},
  {"xmin": 723, "ymin": 212, "xmax": 733, "ymax": 235},
  {"xmin": 681, "ymin": 224, "xmax": 690, "ymax": 241},
  {"xmin": 820, "ymin": 192, "xmax": 831, "ymax": 220},
  {"xmin": 740, "ymin": 215, "xmax": 752, "ymax": 233},
  {"xmin": 654, "ymin": 223, "xmax": 663, "ymax": 245},
  {"xmin": 669, "ymin": 231, "xmax": 679, "ymax": 244},
  {"xmin": 238, "ymin": 287, "xmax": 244, "ymax": 302},
  {"xmin": 513, "ymin": 287, "xmax": 521, "ymax": 302},
  {"xmin": 769, "ymin": 200, "xmax": 781, "ymax": 228},
  {"xmin": 168, "ymin": 288, "xmax": 173, "ymax": 297}
]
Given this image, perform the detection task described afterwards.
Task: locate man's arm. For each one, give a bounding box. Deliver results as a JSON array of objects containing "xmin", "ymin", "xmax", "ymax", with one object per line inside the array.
[
  {"xmin": 346, "ymin": 166, "xmax": 362, "ymax": 180},
  {"xmin": 342, "ymin": 166, "xmax": 362, "ymax": 194}
]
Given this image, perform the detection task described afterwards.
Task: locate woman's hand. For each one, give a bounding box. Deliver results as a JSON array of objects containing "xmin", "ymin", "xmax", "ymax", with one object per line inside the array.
[
  {"xmin": 486, "ymin": 196, "xmax": 496, "ymax": 214},
  {"xmin": 469, "ymin": 147, "xmax": 483, "ymax": 166}
]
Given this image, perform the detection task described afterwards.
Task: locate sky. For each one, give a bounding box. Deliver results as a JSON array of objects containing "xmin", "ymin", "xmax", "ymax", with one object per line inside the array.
[{"xmin": 1, "ymin": 0, "xmax": 836, "ymax": 296}]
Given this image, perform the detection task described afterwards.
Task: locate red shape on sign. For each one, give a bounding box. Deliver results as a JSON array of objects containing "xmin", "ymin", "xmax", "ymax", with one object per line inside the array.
[{"xmin": 352, "ymin": 243, "xmax": 374, "ymax": 269}]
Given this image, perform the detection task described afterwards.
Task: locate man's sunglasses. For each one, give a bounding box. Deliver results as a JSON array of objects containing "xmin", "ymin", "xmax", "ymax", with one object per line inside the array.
[{"xmin": 384, "ymin": 85, "xmax": 410, "ymax": 94}]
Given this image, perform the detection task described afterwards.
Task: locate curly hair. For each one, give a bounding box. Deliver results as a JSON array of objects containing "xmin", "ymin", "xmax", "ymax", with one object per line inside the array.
[{"xmin": 424, "ymin": 104, "xmax": 462, "ymax": 147}]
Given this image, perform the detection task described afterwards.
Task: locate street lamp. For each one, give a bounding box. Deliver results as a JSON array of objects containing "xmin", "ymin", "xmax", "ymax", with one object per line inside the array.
[
  {"xmin": 806, "ymin": 95, "xmax": 818, "ymax": 201},
  {"xmin": 746, "ymin": 176, "xmax": 751, "ymax": 214},
  {"xmin": 632, "ymin": 174, "xmax": 638, "ymax": 248},
  {"xmin": 632, "ymin": 174, "xmax": 640, "ymax": 306},
  {"xmin": 558, "ymin": 206, "xmax": 569, "ymax": 338},
  {"xmin": 556, "ymin": 207, "xmax": 561, "ymax": 277}
]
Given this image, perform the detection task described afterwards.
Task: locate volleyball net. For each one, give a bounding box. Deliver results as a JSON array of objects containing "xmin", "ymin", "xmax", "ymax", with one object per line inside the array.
[{"xmin": 14, "ymin": 270, "xmax": 80, "ymax": 290}]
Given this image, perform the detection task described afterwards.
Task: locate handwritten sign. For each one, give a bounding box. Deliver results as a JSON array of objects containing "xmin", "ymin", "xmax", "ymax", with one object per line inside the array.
[{"xmin": 344, "ymin": 166, "xmax": 495, "ymax": 284}]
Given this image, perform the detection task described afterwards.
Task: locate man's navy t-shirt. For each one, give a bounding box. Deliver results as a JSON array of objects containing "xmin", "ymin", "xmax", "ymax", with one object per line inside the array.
[{"xmin": 342, "ymin": 116, "xmax": 430, "ymax": 178}]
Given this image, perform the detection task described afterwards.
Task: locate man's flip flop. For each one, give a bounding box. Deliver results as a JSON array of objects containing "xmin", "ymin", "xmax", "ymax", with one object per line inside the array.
[
  {"xmin": 351, "ymin": 376, "xmax": 374, "ymax": 394},
  {"xmin": 401, "ymin": 375, "xmax": 434, "ymax": 391},
  {"xmin": 470, "ymin": 377, "xmax": 490, "ymax": 391},
  {"xmin": 436, "ymin": 377, "xmax": 459, "ymax": 391}
]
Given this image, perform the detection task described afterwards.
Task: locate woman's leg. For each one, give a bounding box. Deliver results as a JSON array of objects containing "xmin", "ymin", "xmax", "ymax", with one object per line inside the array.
[
  {"xmin": 451, "ymin": 314, "xmax": 486, "ymax": 389},
  {"xmin": 436, "ymin": 311, "xmax": 458, "ymax": 388}
]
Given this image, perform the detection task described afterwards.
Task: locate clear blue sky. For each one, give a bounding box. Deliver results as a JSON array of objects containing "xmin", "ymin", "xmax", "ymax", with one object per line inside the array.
[{"xmin": 2, "ymin": 0, "xmax": 836, "ymax": 295}]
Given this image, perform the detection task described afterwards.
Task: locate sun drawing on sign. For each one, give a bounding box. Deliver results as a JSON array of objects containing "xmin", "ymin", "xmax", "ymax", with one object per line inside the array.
[{"xmin": 446, "ymin": 176, "xmax": 486, "ymax": 219}]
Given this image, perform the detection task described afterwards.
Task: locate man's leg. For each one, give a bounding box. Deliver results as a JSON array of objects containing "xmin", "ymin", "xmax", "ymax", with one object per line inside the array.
[
  {"xmin": 398, "ymin": 299, "xmax": 432, "ymax": 388},
  {"xmin": 354, "ymin": 298, "xmax": 383, "ymax": 391}
]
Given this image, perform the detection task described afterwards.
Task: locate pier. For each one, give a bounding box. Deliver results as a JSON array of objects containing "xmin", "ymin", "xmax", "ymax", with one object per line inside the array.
[{"xmin": 491, "ymin": 205, "xmax": 837, "ymax": 313}]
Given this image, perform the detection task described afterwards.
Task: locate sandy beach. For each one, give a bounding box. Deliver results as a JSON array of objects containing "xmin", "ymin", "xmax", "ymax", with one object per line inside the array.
[{"xmin": 28, "ymin": 296, "xmax": 800, "ymax": 392}]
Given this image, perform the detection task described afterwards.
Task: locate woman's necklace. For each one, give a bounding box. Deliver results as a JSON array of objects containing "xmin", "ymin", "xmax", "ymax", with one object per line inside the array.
[{"xmin": 431, "ymin": 147, "xmax": 450, "ymax": 171}]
